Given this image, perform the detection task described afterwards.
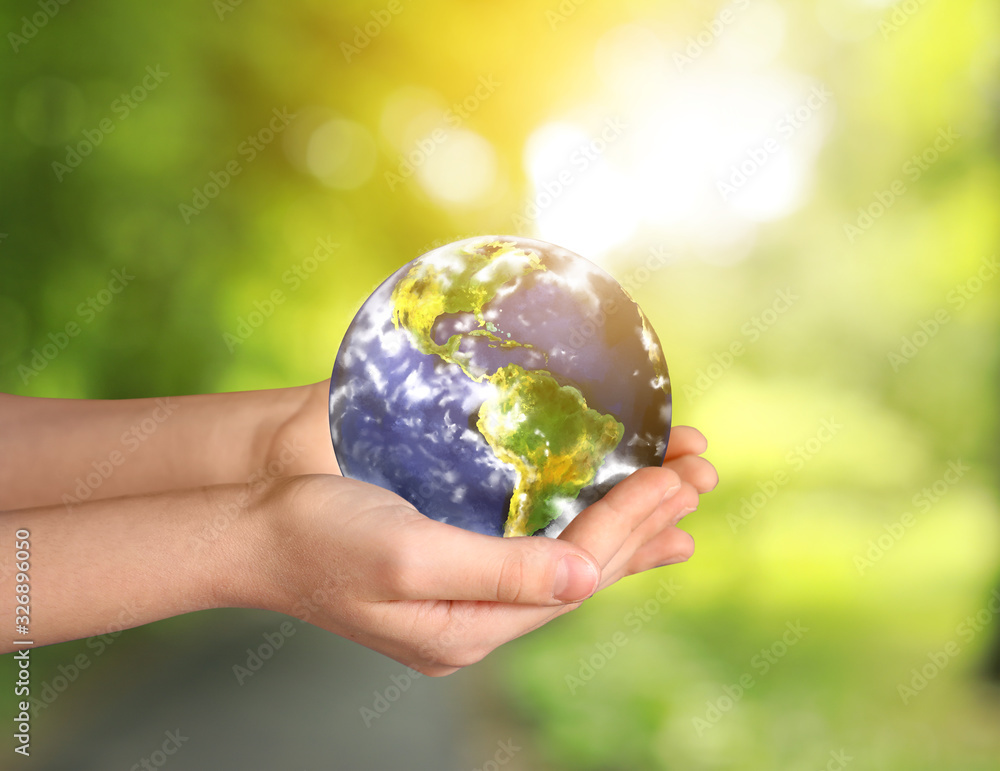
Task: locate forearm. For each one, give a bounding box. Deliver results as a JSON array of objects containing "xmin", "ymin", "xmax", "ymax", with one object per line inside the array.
[
  {"xmin": 0, "ymin": 484, "xmax": 268, "ymax": 653},
  {"xmin": 0, "ymin": 386, "xmax": 314, "ymax": 510}
]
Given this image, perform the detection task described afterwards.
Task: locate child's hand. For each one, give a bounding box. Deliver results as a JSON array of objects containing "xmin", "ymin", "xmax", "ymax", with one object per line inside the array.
[{"xmin": 241, "ymin": 426, "xmax": 716, "ymax": 675}]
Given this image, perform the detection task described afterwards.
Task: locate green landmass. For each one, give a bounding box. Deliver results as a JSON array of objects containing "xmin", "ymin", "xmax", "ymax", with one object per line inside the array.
[
  {"xmin": 391, "ymin": 238, "xmax": 547, "ymax": 382},
  {"xmin": 391, "ymin": 239, "xmax": 624, "ymax": 536},
  {"xmin": 478, "ymin": 364, "xmax": 624, "ymax": 537}
]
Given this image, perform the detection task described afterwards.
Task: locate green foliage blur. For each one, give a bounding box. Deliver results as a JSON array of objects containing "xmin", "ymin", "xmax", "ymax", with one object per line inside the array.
[{"xmin": 1, "ymin": 0, "xmax": 998, "ymax": 768}]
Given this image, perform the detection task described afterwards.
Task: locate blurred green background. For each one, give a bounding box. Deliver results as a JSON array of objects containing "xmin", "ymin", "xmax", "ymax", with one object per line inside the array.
[{"xmin": 2, "ymin": 0, "xmax": 999, "ymax": 769}]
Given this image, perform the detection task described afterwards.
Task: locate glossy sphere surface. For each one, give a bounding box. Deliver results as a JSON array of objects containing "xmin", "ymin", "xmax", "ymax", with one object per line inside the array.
[{"xmin": 329, "ymin": 236, "xmax": 671, "ymax": 537}]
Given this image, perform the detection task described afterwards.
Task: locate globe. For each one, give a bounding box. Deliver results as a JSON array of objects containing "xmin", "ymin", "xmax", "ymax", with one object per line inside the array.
[{"xmin": 329, "ymin": 235, "xmax": 671, "ymax": 538}]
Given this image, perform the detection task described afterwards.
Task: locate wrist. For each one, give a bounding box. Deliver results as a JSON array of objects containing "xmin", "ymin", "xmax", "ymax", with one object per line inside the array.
[
  {"xmin": 258, "ymin": 380, "xmax": 339, "ymax": 477},
  {"xmin": 201, "ymin": 478, "xmax": 294, "ymax": 614},
  {"xmin": 229, "ymin": 385, "xmax": 310, "ymax": 480}
]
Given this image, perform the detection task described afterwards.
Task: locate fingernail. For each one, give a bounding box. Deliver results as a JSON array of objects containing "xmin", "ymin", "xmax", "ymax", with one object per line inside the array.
[
  {"xmin": 554, "ymin": 554, "xmax": 599, "ymax": 603},
  {"xmin": 673, "ymin": 506, "xmax": 697, "ymax": 523},
  {"xmin": 658, "ymin": 554, "xmax": 689, "ymax": 567},
  {"xmin": 660, "ymin": 478, "xmax": 682, "ymax": 503}
]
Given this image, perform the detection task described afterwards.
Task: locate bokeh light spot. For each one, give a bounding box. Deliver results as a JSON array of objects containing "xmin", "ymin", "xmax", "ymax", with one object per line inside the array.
[
  {"xmin": 306, "ymin": 118, "xmax": 377, "ymax": 190},
  {"xmin": 416, "ymin": 129, "xmax": 497, "ymax": 206}
]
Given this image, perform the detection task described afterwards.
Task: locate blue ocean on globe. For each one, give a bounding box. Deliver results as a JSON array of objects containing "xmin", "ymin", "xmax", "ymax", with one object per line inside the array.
[{"xmin": 329, "ymin": 235, "xmax": 671, "ymax": 538}]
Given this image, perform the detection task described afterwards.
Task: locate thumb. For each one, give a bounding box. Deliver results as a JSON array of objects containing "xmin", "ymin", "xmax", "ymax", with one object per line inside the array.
[{"xmin": 392, "ymin": 520, "xmax": 601, "ymax": 606}]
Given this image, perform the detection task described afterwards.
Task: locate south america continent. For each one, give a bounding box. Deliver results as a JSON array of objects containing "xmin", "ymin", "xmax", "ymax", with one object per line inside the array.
[{"xmin": 390, "ymin": 239, "xmax": 624, "ymax": 536}]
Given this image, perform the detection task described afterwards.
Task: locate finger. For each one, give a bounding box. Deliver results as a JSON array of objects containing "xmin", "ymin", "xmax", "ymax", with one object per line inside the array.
[
  {"xmin": 597, "ymin": 481, "xmax": 698, "ymax": 580},
  {"xmin": 558, "ymin": 466, "xmax": 681, "ymax": 566},
  {"xmin": 663, "ymin": 454, "xmax": 718, "ymax": 493},
  {"xmin": 398, "ymin": 486, "xmax": 697, "ymax": 672},
  {"xmin": 350, "ymin": 600, "xmax": 478, "ymax": 675},
  {"xmin": 663, "ymin": 426, "xmax": 707, "ymax": 461},
  {"xmin": 591, "ymin": 526, "xmax": 695, "ymax": 591},
  {"xmin": 370, "ymin": 596, "xmax": 569, "ymax": 673},
  {"xmin": 377, "ymin": 518, "xmax": 602, "ymax": 606},
  {"xmin": 624, "ymin": 527, "xmax": 695, "ymax": 576}
]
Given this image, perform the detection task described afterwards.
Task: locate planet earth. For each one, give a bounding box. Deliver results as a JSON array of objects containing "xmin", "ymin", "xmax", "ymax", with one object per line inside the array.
[{"xmin": 329, "ymin": 235, "xmax": 672, "ymax": 538}]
